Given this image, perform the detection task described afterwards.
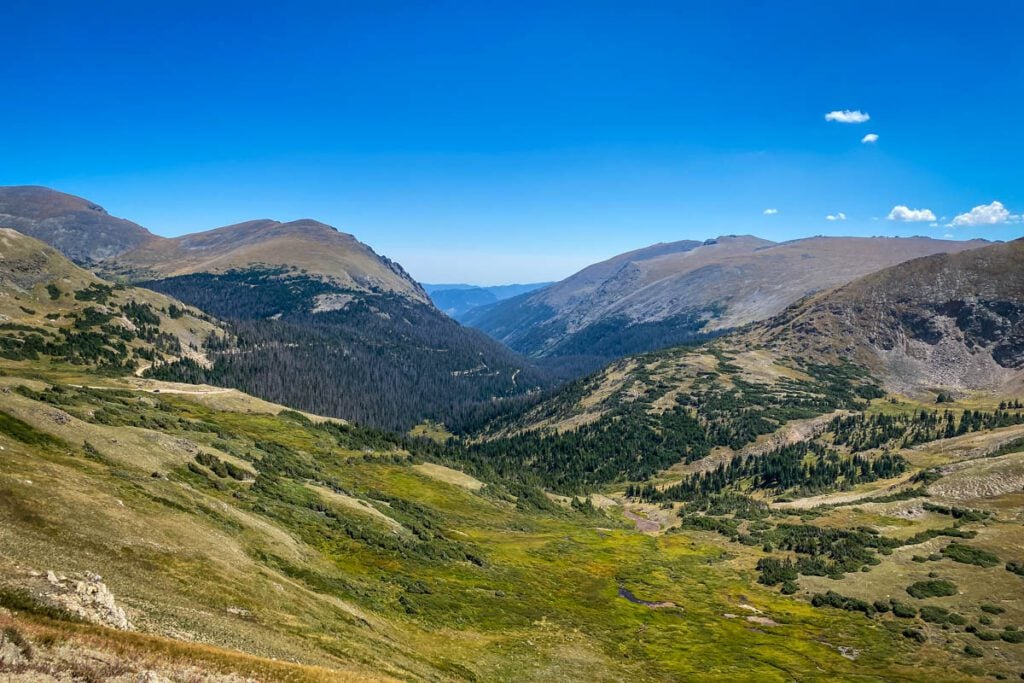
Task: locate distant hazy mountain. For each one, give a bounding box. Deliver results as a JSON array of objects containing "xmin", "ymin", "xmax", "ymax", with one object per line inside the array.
[
  {"xmin": 464, "ymin": 234, "xmax": 990, "ymax": 361},
  {"xmin": 424, "ymin": 282, "xmax": 553, "ymax": 320}
]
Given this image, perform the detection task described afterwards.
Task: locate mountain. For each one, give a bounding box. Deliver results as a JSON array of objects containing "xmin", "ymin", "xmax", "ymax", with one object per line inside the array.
[
  {"xmin": 0, "ymin": 228, "xmax": 225, "ymax": 371},
  {"xmin": 114, "ymin": 218, "xmax": 430, "ymax": 303},
  {"xmin": 4, "ymin": 211, "xmax": 1024, "ymax": 681},
  {"xmin": 423, "ymin": 282, "xmax": 552, "ymax": 320},
  {"xmin": 464, "ymin": 234, "xmax": 990, "ymax": 361},
  {"xmin": 0, "ymin": 187, "xmax": 552, "ymax": 432},
  {"xmin": 0, "ymin": 186, "xmax": 154, "ymax": 262},
  {"xmin": 752, "ymin": 237, "xmax": 1024, "ymax": 395},
  {"xmin": 474, "ymin": 238, "xmax": 1024, "ymax": 490}
]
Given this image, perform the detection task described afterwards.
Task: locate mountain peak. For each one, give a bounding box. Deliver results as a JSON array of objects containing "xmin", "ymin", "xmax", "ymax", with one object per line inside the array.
[{"xmin": 0, "ymin": 185, "xmax": 154, "ymax": 262}]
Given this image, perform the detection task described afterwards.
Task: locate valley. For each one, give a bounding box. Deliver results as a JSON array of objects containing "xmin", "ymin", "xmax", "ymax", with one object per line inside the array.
[{"xmin": 1, "ymin": 191, "xmax": 1024, "ymax": 680}]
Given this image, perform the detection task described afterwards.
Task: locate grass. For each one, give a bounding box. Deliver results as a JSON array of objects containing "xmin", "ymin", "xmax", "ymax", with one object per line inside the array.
[{"xmin": 2, "ymin": 364, "xmax": 1023, "ymax": 680}]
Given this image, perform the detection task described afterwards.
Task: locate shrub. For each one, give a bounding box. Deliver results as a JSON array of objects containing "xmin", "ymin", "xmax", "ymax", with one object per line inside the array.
[
  {"xmin": 981, "ymin": 603, "xmax": 1006, "ymax": 615},
  {"xmin": 919, "ymin": 605, "xmax": 953, "ymax": 624},
  {"xmin": 891, "ymin": 601, "xmax": 917, "ymax": 618},
  {"xmin": 964, "ymin": 644, "xmax": 983, "ymax": 657},
  {"xmin": 1001, "ymin": 630, "xmax": 1024, "ymax": 644},
  {"xmin": 810, "ymin": 591, "xmax": 874, "ymax": 616},
  {"xmin": 907, "ymin": 579, "xmax": 958, "ymax": 599},
  {"xmin": 903, "ymin": 628, "xmax": 926, "ymax": 643},
  {"xmin": 1006, "ymin": 560, "xmax": 1024, "ymax": 577},
  {"xmin": 942, "ymin": 543, "xmax": 1000, "ymax": 568}
]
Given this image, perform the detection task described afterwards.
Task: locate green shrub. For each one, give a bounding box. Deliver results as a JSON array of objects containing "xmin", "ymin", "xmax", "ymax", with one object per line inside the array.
[
  {"xmin": 942, "ymin": 543, "xmax": 1000, "ymax": 568},
  {"xmin": 981, "ymin": 604, "xmax": 1006, "ymax": 615},
  {"xmin": 907, "ymin": 579, "xmax": 957, "ymax": 599},
  {"xmin": 964, "ymin": 644, "xmax": 983, "ymax": 657},
  {"xmin": 919, "ymin": 605, "xmax": 953, "ymax": 624},
  {"xmin": 891, "ymin": 601, "xmax": 917, "ymax": 618},
  {"xmin": 1001, "ymin": 629, "xmax": 1024, "ymax": 644}
]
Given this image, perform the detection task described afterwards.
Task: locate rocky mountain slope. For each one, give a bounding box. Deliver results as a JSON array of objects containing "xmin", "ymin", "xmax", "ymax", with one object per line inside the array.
[
  {"xmin": 465, "ymin": 235, "xmax": 989, "ymax": 360},
  {"xmin": 0, "ymin": 186, "xmax": 153, "ymax": 262},
  {"xmin": 488, "ymin": 239, "xmax": 1024, "ymax": 455},
  {"xmin": 753, "ymin": 238, "xmax": 1024, "ymax": 395}
]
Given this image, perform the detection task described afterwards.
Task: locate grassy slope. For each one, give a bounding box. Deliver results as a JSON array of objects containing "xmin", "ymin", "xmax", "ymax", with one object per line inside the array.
[{"xmin": 0, "ymin": 362, "xmax": 976, "ymax": 682}]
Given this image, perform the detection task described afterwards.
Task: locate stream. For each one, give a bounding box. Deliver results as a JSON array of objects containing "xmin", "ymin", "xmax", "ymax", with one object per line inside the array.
[{"xmin": 617, "ymin": 586, "xmax": 676, "ymax": 608}]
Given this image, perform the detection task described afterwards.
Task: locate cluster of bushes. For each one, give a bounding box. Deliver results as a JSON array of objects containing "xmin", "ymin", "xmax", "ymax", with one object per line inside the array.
[
  {"xmin": 906, "ymin": 579, "xmax": 958, "ymax": 599},
  {"xmin": 941, "ymin": 543, "xmax": 1000, "ymax": 568},
  {"xmin": 194, "ymin": 451, "xmax": 251, "ymax": 480}
]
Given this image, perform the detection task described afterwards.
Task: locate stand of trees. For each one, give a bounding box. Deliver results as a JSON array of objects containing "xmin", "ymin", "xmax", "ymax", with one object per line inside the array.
[
  {"xmin": 143, "ymin": 268, "xmax": 556, "ymax": 433},
  {"xmin": 830, "ymin": 408, "xmax": 1024, "ymax": 452}
]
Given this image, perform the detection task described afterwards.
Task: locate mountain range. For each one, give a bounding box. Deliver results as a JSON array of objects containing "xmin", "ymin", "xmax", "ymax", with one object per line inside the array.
[
  {"xmin": 463, "ymin": 234, "xmax": 990, "ymax": 361},
  {"xmin": 0, "ymin": 186, "xmax": 551, "ymax": 431},
  {"xmin": 424, "ymin": 282, "xmax": 552, "ymax": 320},
  {"xmin": 3, "ymin": 185, "xmax": 1024, "ymax": 680}
]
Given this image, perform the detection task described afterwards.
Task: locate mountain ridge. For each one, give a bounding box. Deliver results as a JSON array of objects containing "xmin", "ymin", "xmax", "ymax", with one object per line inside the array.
[{"xmin": 465, "ymin": 234, "xmax": 991, "ymax": 361}]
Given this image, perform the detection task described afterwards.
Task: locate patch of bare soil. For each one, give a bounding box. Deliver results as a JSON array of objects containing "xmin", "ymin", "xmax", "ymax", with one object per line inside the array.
[{"xmin": 623, "ymin": 510, "xmax": 660, "ymax": 533}]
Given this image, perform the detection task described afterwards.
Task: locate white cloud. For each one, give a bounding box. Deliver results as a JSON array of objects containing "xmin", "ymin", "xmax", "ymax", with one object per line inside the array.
[
  {"xmin": 825, "ymin": 110, "xmax": 870, "ymax": 124},
  {"xmin": 826, "ymin": 212, "xmax": 847, "ymax": 221},
  {"xmin": 861, "ymin": 133, "xmax": 879, "ymax": 144},
  {"xmin": 950, "ymin": 200, "xmax": 1018, "ymax": 227},
  {"xmin": 763, "ymin": 208, "xmax": 779, "ymax": 215},
  {"xmin": 887, "ymin": 205, "xmax": 936, "ymax": 222}
]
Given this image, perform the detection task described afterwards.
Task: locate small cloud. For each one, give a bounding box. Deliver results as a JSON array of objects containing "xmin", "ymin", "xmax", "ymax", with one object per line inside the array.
[
  {"xmin": 950, "ymin": 200, "xmax": 1018, "ymax": 227},
  {"xmin": 762, "ymin": 208, "xmax": 779, "ymax": 215},
  {"xmin": 825, "ymin": 212, "xmax": 847, "ymax": 221},
  {"xmin": 887, "ymin": 205, "xmax": 937, "ymax": 222},
  {"xmin": 825, "ymin": 110, "xmax": 870, "ymax": 124},
  {"xmin": 943, "ymin": 233, "xmax": 954, "ymax": 239},
  {"xmin": 929, "ymin": 222, "xmax": 939, "ymax": 227},
  {"xmin": 861, "ymin": 133, "xmax": 879, "ymax": 144}
]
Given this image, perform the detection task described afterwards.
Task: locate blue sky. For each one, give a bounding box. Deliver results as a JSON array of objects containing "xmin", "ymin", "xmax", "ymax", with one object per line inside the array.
[{"xmin": 1, "ymin": 1, "xmax": 1022, "ymax": 284}]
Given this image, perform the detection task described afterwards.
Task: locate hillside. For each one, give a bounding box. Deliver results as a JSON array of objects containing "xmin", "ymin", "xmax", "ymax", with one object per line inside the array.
[
  {"xmin": 114, "ymin": 218, "xmax": 430, "ymax": 303},
  {"xmin": 3, "ymin": 245, "xmax": 1024, "ymax": 680},
  {"xmin": 0, "ymin": 228, "xmax": 224, "ymax": 372},
  {"xmin": 753, "ymin": 238, "xmax": 1024, "ymax": 395},
  {"xmin": 465, "ymin": 235, "xmax": 989, "ymax": 361},
  {"xmin": 0, "ymin": 186, "xmax": 553, "ymax": 432},
  {"xmin": 473, "ymin": 239, "xmax": 1024, "ymax": 490},
  {"xmin": 0, "ymin": 186, "xmax": 154, "ymax": 262},
  {"xmin": 4, "ymin": 363, "xmax": 992, "ymax": 681}
]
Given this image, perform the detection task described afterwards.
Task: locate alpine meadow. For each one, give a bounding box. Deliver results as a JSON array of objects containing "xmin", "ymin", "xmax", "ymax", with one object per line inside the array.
[{"xmin": 2, "ymin": 2, "xmax": 1024, "ymax": 682}]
